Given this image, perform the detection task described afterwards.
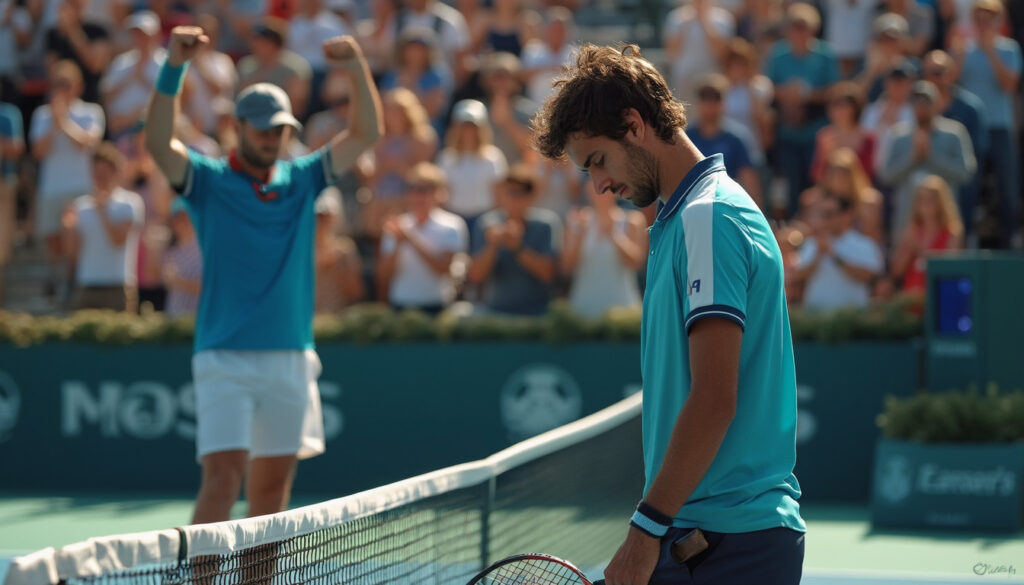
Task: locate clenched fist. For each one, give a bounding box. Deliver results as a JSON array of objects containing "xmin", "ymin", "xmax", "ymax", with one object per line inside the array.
[
  {"xmin": 168, "ymin": 26, "xmax": 210, "ymax": 67},
  {"xmin": 322, "ymin": 36, "xmax": 365, "ymax": 70}
]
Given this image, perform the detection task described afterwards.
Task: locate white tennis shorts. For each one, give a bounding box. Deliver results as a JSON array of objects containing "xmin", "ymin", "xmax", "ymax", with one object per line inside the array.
[{"xmin": 192, "ymin": 349, "xmax": 326, "ymax": 462}]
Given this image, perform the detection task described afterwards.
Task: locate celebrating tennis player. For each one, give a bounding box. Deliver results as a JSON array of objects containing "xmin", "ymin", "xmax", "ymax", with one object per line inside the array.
[
  {"xmin": 145, "ymin": 27, "xmax": 383, "ymax": 524},
  {"xmin": 533, "ymin": 45, "xmax": 805, "ymax": 584}
]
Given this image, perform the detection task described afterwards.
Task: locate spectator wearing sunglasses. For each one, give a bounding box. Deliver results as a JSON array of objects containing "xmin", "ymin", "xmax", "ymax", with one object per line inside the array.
[
  {"xmin": 467, "ymin": 165, "xmax": 560, "ymax": 316},
  {"xmin": 878, "ymin": 81, "xmax": 975, "ymax": 234}
]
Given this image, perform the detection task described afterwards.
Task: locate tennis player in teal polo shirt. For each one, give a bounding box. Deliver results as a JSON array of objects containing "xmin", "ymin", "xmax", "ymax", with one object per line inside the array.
[
  {"xmin": 534, "ymin": 44, "xmax": 805, "ymax": 585},
  {"xmin": 144, "ymin": 27, "xmax": 383, "ymax": 524}
]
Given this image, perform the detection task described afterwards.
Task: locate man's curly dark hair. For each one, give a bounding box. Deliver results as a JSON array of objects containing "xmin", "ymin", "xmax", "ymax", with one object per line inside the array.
[{"xmin": 531, "ymin": 44, "xmax": 688, "ymax": 160}]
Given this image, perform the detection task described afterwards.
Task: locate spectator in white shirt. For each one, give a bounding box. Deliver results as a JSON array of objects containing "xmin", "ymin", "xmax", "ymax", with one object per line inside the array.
[
  {"xmin": 30, "ymin": 60, "xmax": 104, "ymax": 301},
  {"xmin": 99, "ymin": 10, "xmax": 164, "ymax": 138},
  {"xmin": 377, "ymin": 162, "xmax": 469, "ymax": 315},
  {"xmin": 61, "ymin": 142, "xmax": 144, "ymax": 312},
  {"xmin": 438, "ymin": 99, "xmax": 507, "ymax": 237},
  {"xmin": 722, "ymin": 37, "xmax": 774, "ymax": 160},
  {"xmin": 823, "ymin": 0, "xmax": 879, "ymax": 78},
  {"xmin": 793, "ymin": 193, "xmax": 884, "ymax": 311},
  {"xmin": 521, "ymin": 7, "xmax": 576, "ymax": 105},
  {"xmin": 861, "ymin": 59, "xmax": 916, "ymax": 163},
  {"xmin": 288, "ymin": 0, "xmax": 349, "ymax": 117},
  {"xmin": 663, "ymin": 0, "xmax": 735, "ymax": 105},
  {"xmin": 562, "ymin": 182, "xmax": 647, "ymax": 318}
]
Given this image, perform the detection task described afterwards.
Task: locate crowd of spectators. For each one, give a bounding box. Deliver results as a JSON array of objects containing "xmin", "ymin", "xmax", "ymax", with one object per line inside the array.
[{"xmin": 0, "ymin": 0, "xmax": 1020, "ymax": 318}]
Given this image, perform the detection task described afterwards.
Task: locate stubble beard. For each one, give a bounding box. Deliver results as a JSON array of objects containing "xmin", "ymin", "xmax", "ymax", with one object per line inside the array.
[{"xmin": 622, "ymin": 140, "xmax": 661, "ymax": 209}]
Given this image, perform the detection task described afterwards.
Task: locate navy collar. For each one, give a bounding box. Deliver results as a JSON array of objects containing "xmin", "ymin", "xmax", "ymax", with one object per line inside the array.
[{"xmin": 654, "ymin": 154, "xmax": 725, "ymax": 223}]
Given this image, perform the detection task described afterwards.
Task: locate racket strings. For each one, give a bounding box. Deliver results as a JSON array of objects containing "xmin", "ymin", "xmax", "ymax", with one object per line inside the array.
[{"xmin": 484, "ymin": 557, "xmax": 587, "ymax": 585}]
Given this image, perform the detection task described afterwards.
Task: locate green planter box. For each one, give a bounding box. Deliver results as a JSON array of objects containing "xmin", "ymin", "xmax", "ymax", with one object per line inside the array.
[{"xmin": 871, "ymin": 439, "xmax": 1024, "ymax": 531}]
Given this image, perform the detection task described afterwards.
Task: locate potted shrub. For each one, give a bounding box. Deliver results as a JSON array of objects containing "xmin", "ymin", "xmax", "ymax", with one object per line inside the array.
[{"xmin": 872, "ymin": 389, "xmax": 1024, "ymax": 531}]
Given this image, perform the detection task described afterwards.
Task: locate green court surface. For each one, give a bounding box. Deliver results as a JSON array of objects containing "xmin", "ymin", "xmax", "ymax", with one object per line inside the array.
[{"xmin": 1, "ymin": 497, "xmax": 1022, "ymax": 584}]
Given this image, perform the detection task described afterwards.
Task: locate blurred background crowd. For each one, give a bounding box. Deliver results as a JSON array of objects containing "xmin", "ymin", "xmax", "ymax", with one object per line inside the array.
[{"xmin": 0, "ymin": 0, "xmax": 1019, "ymax": 319}]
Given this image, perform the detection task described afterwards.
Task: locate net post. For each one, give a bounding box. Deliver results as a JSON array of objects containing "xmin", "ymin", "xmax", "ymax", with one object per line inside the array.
[{"xmin": 480, "ymin": 474, "xmax": 496, "ymax": 570}]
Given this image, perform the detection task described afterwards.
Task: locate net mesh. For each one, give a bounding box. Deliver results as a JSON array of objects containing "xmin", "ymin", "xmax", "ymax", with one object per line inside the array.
[{"xmin": 5, "ymin": 395, "xmax": 642, "ymax": 585}]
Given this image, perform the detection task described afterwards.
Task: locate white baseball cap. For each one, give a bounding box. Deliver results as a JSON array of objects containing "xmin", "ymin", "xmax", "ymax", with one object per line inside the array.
[
  {"xmin": 451, "ymin": 99, "xmax": 489, "ymax": 126},
  {"xmin": 126, "ymin": 10, "xmax": 161, "ymax": 37}
]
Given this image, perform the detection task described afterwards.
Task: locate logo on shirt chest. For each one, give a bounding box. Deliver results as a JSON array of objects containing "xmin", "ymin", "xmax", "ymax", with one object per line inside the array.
[
  {"xmin": 250, "ymin": 182, "xmax": 279, "ymax": 202},
  {"xmin": 688, "ymin": 279, "xmax": 702, "ymax": 296}
]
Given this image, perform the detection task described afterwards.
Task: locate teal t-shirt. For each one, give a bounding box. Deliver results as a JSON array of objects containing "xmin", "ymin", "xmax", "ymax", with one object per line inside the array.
[
  {"xmin": 177, "ymin": 148, "xmax": 338, "ymax": 352},
  {"xmin": 764, "ymin": 39, "xmax": 839, "ymax": 142},
  {"xmin": 641, "ymin": 154, "xmax": 805, "ymax": 534}
]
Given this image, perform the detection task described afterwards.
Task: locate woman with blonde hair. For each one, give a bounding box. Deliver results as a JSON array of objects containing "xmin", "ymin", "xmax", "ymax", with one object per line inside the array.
[
  {"xmin": 367, "ymin": 88, "xmax": 438, "ymax": 237},
  {"xmin": 890, "ymin": 175, "xmax": 964, "ymax": 296},
  {"xmin": 802, "ymin": 147, "xmax": 884, "ymax": 246},
  {"xmin": 437, "ymin": 99, "xmax": 507, "ymax": 239}
]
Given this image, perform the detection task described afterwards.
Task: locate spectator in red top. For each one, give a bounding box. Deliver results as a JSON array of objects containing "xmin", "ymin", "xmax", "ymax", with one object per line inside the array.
[
  {"xmin": 890, "ymin": 174, "xmax": 964, "ymax": 296},
  {"xmin": 811, "ymin": 82, "xmax": 876, "ymax": 182}
]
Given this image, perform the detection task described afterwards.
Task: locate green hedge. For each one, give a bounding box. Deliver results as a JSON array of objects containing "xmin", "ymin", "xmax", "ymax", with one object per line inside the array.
[
  {"xmin": 879, "ymin": 389, "xmax": 1024, "ymax": 443},
  {"xmin": 0, "ymin": 298, "xmax": 922, "ymax": 347}
]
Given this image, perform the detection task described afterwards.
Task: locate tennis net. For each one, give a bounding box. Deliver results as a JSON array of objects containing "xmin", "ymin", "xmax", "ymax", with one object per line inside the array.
[{"xmin": 4, "ymin": 392, "xmax": 643, "ymax": 585}]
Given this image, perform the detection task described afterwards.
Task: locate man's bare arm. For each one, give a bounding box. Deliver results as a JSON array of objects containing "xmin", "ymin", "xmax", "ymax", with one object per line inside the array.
[
  {"xmin": 321, "ymin": 37, "xmax": 384, "ymax": 178},
  {"xmin": 144, "ymin": 26, "xmax": 209, "ymax": 189}
]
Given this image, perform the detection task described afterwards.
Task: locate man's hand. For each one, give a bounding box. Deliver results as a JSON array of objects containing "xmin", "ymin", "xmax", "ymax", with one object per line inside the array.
[
  {"xmin": 484, "ymin": 224, "xmax": 504, "ymax": 247},
  {"xmin": 323, "ymin": 36, "xmax": 365, "ymax": 70},
  {"xmin": 503, "ymin": 220, "xmax": 524, "ymax": 250},
  {"xmin": 50, "ymin": 90, "xmax": 70, "ymax": 122},
  {"xmin": 382, "ymin": 217, "xmax": 407, "ymax": 242},
  {"xmin": 168, "ymin": 26, "xmax": 209, "ymax": 67},
  {"xmin": 566, "ymin": 207, "xmax": 587, "ymax": 234},
  {"xmin": 602, "ymin": 527, "xmax": 661, "ymax": 585},
  {"xmin": 61, "ymin": 205, "xmax": 77, "ymax": 232}
]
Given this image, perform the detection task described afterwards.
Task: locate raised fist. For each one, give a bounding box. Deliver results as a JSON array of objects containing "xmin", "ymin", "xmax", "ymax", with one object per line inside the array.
[
  {"xmin": 169, "ymin": 26, "xmax": 209, "ymax": 66},
  {"xmin": 323, "ymin": 36, "xmax": 365, "ymax": 69}
]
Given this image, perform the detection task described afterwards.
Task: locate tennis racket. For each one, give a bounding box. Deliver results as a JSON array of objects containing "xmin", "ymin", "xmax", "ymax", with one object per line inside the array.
[{"xmin": 465, "ymin": 553, "xmax": 606, "ymax": 585}]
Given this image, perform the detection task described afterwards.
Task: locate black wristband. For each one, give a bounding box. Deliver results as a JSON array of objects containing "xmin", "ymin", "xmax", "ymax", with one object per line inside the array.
[{"xmin": 637, "ymin": 501, "xmax": 673, "ymax": 525}]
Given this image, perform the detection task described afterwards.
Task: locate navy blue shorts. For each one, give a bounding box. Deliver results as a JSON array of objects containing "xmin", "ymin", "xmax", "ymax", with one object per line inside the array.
[{"xmin": 647, "ymin": 526, "xmax": 805, "ymax": 585}]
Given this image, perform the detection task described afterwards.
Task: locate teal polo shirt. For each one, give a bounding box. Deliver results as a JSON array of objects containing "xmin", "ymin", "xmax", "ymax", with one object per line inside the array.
[
  {"xmin": 641, "ymin": 154, "xmax": 805, "ymax": 534},
  {"xmin": 177, "ymin": 148, "xmax": 339, "ymax": 352}
]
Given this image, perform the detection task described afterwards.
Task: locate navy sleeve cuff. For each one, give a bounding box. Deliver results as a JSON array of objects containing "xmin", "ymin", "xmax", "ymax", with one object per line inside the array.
[{"xmin": 685, "ymin": 304, "xmax": 746, "ymax": 333}]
